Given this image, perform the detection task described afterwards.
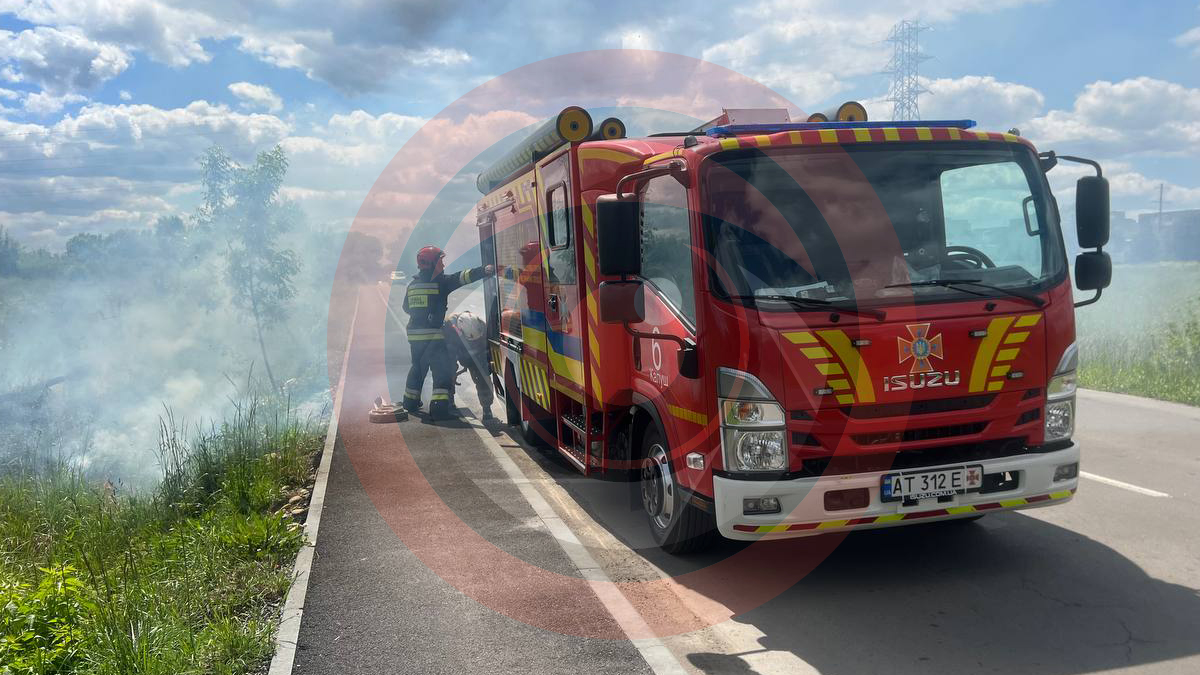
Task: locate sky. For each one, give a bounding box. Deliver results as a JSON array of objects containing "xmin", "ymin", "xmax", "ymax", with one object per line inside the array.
[{"xmin": 1, "ymin": 0, "xmax": 1199, "ymax": 250}]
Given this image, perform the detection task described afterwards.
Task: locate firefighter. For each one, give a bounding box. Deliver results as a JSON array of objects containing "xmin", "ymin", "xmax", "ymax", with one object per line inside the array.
[
  {"xmin": 401, "ymin": 246, "xmax": 493, "ymax": 420},
  {"xmin": 443, "ymin": 311, "xmax": 495, "ymax": 422}
]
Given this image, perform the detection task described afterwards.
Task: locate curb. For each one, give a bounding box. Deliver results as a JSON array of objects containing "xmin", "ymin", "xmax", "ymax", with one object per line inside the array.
[{"xmin": 268, "ymin": 295, "xmax": 359, "ymax": 675}]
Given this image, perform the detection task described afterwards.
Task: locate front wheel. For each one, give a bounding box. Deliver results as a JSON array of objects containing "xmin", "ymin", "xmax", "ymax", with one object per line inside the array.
[{"xmin": 640, "ymin": 428, "xmax": 717, "ymax": 554}]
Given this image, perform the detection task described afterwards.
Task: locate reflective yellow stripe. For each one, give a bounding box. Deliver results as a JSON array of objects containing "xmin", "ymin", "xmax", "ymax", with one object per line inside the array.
[
  {"xmin": 1049, "ymin": 490, "xmax": 1074, "ymax": 499},
  {"xmin": 854, "ymin": 128, "xmax": 871, "ymax": 142},
  {"xmin": 876, "ymin": 514, "xmax": 905, "ymax": 523},
  {"xmin": 1000, "ymin": 498, "xmax": 1028, "ymax": 508},
  {"xmin": 827, "ymin": 378, "xmax": 851, "ymax": 391},
  {"xmin": 818, "ymin": 519, "xmax": 849, "ymax": 529},
  {"xmin": 995, "ymin": 348, "xmax": 1019, "ymax": 362},
  {"xmin": 578, "ymin": 148, "xmax": 641, "ymax": 164},
  {"xmin": 668, "ymin": 405, "xmax": 708, "ymax": 426},
  {"xmin": 582, "ymin": 203, "xmax": 594, "ymax": 236},
  {"xmin": 583, "ymin": 244, "xmax": 596, "ymax": 280},
  {"xmin": 755, "ymin": 134, "xmax": 771, "ymax": 146},
  {"xmin": 801, "ymin": 346, "xmax": 832, "ymax": 359},
  {"xmin": 836, "ymin": 394, "xmax": 855, "ymax": 405},
  {"xmin": 969, "ymin": 316, "xmax": 1015, "ymax": 392},
  {"xmin": 407, "ymin": 287, "xmax": 439, "ymax": 295},
  {"xmin": 947, "ymin": 506, "xmax": 976, "ymax": 515},
  {"xmin": 987, "ymin": 381, "xmax": 1004, "ymax": 392},
  {"xmin": 991, "ymin": 365, "xmax": 1011, "ymax": 378},
  {"xmin": 784, "ymin": 331, "xmax": 817, "ymax": 344},
  {"xmin": 815, "ymin": 362, "xmax": 844, "ymax": 375},
  {"xmin": 719, "ymin": 138, "xmax": 740, "ymax": 150},
  {"xmin": 817, "ymin": 329, "xmax": 876, "ymax": 403},
  {"xmin": 947, "ymin": 128, "xmax": 962, "ymax": 140},
  {"xmin": 1004, "ymin": 331, "xmax": 1030, "ymax": 344},
  {"xmin": 788, "ymin": 131, "xmax": 804, "ymax": 144},
  {"xmin": 757, "ymin": 525, "xmax": 790, "ymax": 533},
  {"xmin": 1015, "ymin": 314, "xmax": 1042, "ymax": 327},
  {"xmin": 408, "ymin": 333, "xmax": 445, "ymax": 341},
  {"xmin": 915, "ymin": 127, "xmax": 932, "ymax": 141},
  {"xmin": 883, "ymin": 128, "xmax": 900, "ymax": 141},
  {"xmin": 819, "ymin": 129, "xmax": 838, "ymax": 143}
]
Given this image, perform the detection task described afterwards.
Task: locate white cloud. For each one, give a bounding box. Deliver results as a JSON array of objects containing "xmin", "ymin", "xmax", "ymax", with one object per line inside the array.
[
  {"xmin": 228, "ymin": 81, "xmax": 282, "ymax": 112},
  {"xmin": 0, "ymin": 26, "xmax": 130, "ymax": 93},
  {"xmin": 917, "ymin": 75, "xmax": 1044, "ymax": 130},
  {"xmin": 0, "ymin": 86, "xmax": 18, "ymax": 100},
  {"xmin": 1024, "ymin": 77, "xmax": 1200, "ymax": 156},
  {"xmin": 1176, "ymin": 25, "xmax": 1200, "ymax": 56},
  {"xmin": 119, "ymin": 89, "xmax": 131, "ymax": 101},
  {"xmin": 0, "ymin": 0, "xmax": 472, "ymax": 95},
  {"xmin": 23, "ymin": 91, "xmax": 87, "ymax": 115}
]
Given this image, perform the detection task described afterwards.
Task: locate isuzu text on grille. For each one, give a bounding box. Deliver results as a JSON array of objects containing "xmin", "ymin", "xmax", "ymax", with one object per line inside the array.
[{"xmin": 882, "ymin": 370, "xmax": 962, "ymax": 391}]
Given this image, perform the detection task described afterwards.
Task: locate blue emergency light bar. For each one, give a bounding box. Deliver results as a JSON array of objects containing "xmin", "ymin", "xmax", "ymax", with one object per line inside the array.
[{"xmin": 705, "ymin": 120, "xmax": 978, "ymax": 136}]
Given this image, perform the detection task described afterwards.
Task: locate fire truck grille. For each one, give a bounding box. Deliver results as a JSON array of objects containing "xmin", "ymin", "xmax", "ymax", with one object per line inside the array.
[
  {"xmin": 851, "ymin": 421, "xmax": 987, "ymax": 446},
  {"xmin": 800, "ymin": 437, "xmax": 1029, "ymax": 477},
  {"xmin": 841, "ymin": 394, "xmax": 995, "ymax": 419}
]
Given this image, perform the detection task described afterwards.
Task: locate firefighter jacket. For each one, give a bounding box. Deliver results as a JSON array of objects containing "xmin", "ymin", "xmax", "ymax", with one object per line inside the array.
[{"xmin": 402, "ymin": 266, "xmax": 488, "ymax": 340}]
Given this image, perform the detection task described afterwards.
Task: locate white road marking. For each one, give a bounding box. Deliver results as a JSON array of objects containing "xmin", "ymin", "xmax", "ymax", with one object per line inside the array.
[
  {"xmin": 464, "ymin": 420, "xmax": 687, "ymax": 675},
  {"xmin": 269, "ymin": 296, "xmax": 359, "ymax": 675},
  {"xmin": 1080, "ymin": 471, "xmax": 1170, "ymax": 498}
]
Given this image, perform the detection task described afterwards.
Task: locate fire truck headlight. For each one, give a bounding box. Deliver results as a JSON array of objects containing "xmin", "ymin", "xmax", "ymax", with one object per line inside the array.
[
  {"xmin": 1045, "ymin": 343, "xmax": 1077, "ymax": 442},
  {"xmin": 721, "ymin": 400, "xmax": 784, "ymax": 426},
  {"xmin": 1044, "ymin": 398, "xmax": 1075, "ymax": 442},
  {"xmin": 731, "ymin": 430, "xmax": 787, "ymax": 471}
]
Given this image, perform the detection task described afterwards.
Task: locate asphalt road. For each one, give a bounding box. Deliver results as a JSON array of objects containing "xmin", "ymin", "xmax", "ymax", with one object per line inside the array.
[{"xmin": 292, "ymin": 283, "xmax": 1200, "ymax": 675}]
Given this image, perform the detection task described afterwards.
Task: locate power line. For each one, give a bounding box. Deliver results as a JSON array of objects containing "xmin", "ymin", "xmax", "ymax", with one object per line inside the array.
[{"xmin": 884, "ymin": 19, "xmax": 931, "ymax": 121}]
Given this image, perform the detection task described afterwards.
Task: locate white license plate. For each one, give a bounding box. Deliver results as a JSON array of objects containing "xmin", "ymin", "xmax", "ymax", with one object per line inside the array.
[{"xmin": 882, "ymin": 465, "xmax": 983, "ymax": 502}]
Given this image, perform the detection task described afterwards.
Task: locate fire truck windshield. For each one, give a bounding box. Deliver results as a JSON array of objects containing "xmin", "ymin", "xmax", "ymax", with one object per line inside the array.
[{"xmin": 699, "ymin": 143, "xmax": 1067, "ymax": 307}]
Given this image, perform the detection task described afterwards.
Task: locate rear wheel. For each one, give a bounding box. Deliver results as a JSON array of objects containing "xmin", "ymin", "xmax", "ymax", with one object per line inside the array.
[{"xmin": 640, "ymin": 428, "xmax": 717, "ymax": 554}]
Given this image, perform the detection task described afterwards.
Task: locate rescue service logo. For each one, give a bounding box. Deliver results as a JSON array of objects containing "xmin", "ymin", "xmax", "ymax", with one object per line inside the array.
[
  {"xmin": 326, "ymin": 49, "xmax": 998, "ymax": 641},
  {"xmin": 886, "ymin": 323, "xmax": 961, "ymax": 391}
]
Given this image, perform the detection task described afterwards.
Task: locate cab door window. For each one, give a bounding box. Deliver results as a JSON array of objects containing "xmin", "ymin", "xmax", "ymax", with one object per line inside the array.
[
  {"xmin": 641, "ymin": 175, "xmax": 695, "ymax": 323},
  {"xmin": 546, "ymin": 183, "xmax": 576, "ymax": 284}
]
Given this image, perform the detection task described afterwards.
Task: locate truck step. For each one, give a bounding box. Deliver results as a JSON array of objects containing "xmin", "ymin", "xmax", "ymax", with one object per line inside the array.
[{"xmin": 561, "ymin": 413, "xmax": 601, "ymax": 438}]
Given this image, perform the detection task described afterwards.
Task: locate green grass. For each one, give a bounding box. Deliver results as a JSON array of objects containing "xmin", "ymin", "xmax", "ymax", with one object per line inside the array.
[
  {"xmin": 0, "ymin": 396, "xmax": 323, "ymax": 675},
  {"xmin": 1077, "ymin": 262, "xmax": 1200, "ymax": 406}
]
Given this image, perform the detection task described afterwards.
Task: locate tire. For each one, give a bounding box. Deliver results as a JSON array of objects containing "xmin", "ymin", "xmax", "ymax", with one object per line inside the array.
[{"xmin": 639, "ymin": 427, "xmax": 717, "ymax": 554}]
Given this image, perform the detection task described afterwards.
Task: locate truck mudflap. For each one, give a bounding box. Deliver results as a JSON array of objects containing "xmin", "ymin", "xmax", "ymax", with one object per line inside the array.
[{"xmin": 715, "ymin": 443, "xmax": 1080, "ymax": 540}]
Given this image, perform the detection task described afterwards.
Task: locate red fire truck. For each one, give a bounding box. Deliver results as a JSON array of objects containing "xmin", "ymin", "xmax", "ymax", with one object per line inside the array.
[{"xmin": 475, "ymin": 104, "xmax": 1111, "ymax": 553}]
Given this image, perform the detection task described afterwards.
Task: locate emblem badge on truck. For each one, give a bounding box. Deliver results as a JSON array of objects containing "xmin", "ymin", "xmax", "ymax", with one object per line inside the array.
[{"xmin": 884, "ymin": 323, "xmax": 961, "ymax": 391}]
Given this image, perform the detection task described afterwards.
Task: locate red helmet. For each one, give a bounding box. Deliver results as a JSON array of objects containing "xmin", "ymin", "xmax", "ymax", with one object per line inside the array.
[{"xmin": 416, "ymin": 246, "xmax": 445, "ymax": 270}]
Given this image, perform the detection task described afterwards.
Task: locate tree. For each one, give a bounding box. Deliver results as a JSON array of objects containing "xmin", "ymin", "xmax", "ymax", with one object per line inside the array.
[
  {"xmin": 340, "ymin": 232, "xmax": 386, "ymax": 283},
  {"xmin": 0, "ymin": 226, "xmax": 18, "ymax": 276},
  {"xmin": 197, "ymin": 145, "xmax": 300, "ymax": 391}
]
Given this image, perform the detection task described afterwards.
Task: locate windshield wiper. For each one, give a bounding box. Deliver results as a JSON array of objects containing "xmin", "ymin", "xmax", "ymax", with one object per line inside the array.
[
  {"xmin": 885, "ymin": 279, "xmax": 1046, "ymax": 308},
  {"xmin": 731, "ymin": 295, "xmax": 887, "ymax": 321}
]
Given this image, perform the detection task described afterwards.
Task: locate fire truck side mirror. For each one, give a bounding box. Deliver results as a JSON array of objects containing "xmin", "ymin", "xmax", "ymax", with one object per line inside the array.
[
  {"xmin": 1075, "ymin": 175, "xmax": 1110, "ymax": 249},
  {"xmin": 597, "ymin": 281, "xmax": 645, "ymax": 323},
  {"xmin": 596, "ymin": 194, "xmax": 642, "ymax": 276},
  {"xmin": 678, "ymin": 343, "xmax": 699, "ymax": 379}
]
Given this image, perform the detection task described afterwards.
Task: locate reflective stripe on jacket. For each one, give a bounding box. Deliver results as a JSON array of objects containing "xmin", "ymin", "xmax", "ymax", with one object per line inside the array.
[{"xmin": 402, "ymin": 265, "xmax": 487, "ymax": 334}]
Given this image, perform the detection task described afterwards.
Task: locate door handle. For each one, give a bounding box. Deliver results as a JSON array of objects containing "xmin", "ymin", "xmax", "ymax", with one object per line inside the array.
[{"xmin": 548, "ymin": 294, "xmax": 559, "ymax": 313}]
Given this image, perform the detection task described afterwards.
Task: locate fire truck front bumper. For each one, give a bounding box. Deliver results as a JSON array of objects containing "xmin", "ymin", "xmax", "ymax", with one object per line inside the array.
[{"xmin": 713, "ymin": 443, "xmax": 1080, "ymax": 540}]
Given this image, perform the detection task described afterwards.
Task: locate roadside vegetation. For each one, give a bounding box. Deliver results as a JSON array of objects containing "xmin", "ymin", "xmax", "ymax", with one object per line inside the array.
[
  {"xmin": 0, "ymin": 394, "xmax": 323, "ymax": 675},
  {"xmin": 1076, "ymin": 262, "xmax": 1200, "ymax": 406}
]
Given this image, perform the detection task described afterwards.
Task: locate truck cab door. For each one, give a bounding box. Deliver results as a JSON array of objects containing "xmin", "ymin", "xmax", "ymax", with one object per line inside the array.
[{"xmin": 538, "ymin": 153, "xmax": 585, "ymax": 399}]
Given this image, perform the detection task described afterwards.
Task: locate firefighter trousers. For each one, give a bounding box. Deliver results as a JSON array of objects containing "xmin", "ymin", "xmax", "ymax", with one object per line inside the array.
[
  {"xmin": 402, "ymin": 336, "xmax": 455, "ymax": 418},
  {"xmin": 449, "ymin": 354, "xmax": 494, "ymax": 411}
]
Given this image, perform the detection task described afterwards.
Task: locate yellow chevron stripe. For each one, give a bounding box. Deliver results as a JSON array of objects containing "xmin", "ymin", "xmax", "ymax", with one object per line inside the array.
[
  {"xmin": 948, "ymin": 128, "xmax": 962, "ymax": 140},
  {"xmin": 788, "ymin": 131, "xmax": 804, "ymax": 144},
  {"xmin": 815, "ymin": 362, "xmax": 844, "ymax": 376},
  {"xmin": 583, "ymin": 243, "xmax": 596, "ymax": 280},
  {"xmin": 1015, "ymin": 313, "xmax": 1042, "ymax": 328},
  {"xmin": 947, "ymin": 505, "xmax": 977, "ymax": 514},
  {"xmin": 581, "ymin": 202, "xmax": 594, "ymax": 236},
  {"xmin": 757, "ymin": 525, "xmax": 790, "ymax": 533},
  {"xmin": 784, "ymin": 331, "xmax": 817, "ymax": 344},
  {"xmin": 883, "ymin": 128, "xmax": 900, "ymax": 141},
  {"xmin": 817, "ymin": 329, "xmax": 876, "ymax": 403},
  {"xmin": 1004, "ymin": 331, "xmax": 1030, "ymax": 344},
  {"xmin": 991, "ymin": 365, "xmax": 1011, "ymax": 378},
  {"xmin": 719, "ymin": 138, "xmax": 740, "ymax": 150},
  {"xmin": 819, "ymin": 129, "xmax": 838, "ymax": 144},
  {"xmin": 995, "ymin": 348, "xmax": 1020, "ymax": 362},
  {"xmin": 642, "ymin": 149, "xmax": 680, "ymax": 166},
  {"xmin": 1049, "ymin": 490, "xmax": 1074, "ymax": 499},
  {"xmin": 916, "ymin": 127, "xmax": 932, "ymax": 141},
  {"xmin": 827, "ymin": 378, "xmax": 851, "ymax": 391},
  {"xmin": 1000, "ymin": 498, "xmax": 1028, "ymax": 508},
  {"xmin": 755, "ymin": 134, "xmax": 771, "ymax": 146},
  {"xmin": 854, "ymin": 128, "xmax": 871, "ymax": 142},
  {"xmin": 876, "ymin": 514, "xmax": 906, "ymax": 523},
  {"xmin": 801, "ymin": 346, "xmax": 832, "ymax": 359},
  {"xmin": 969, "ymin": 316, "xmax": 1015, "ymax": 392},
  {"xmin": 818, "ymin": 519, "xmax": 849, "ymax": 529},
  {"xmin": 836, "ymin": 394, "xmax": 856, "ymax": 405}
]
